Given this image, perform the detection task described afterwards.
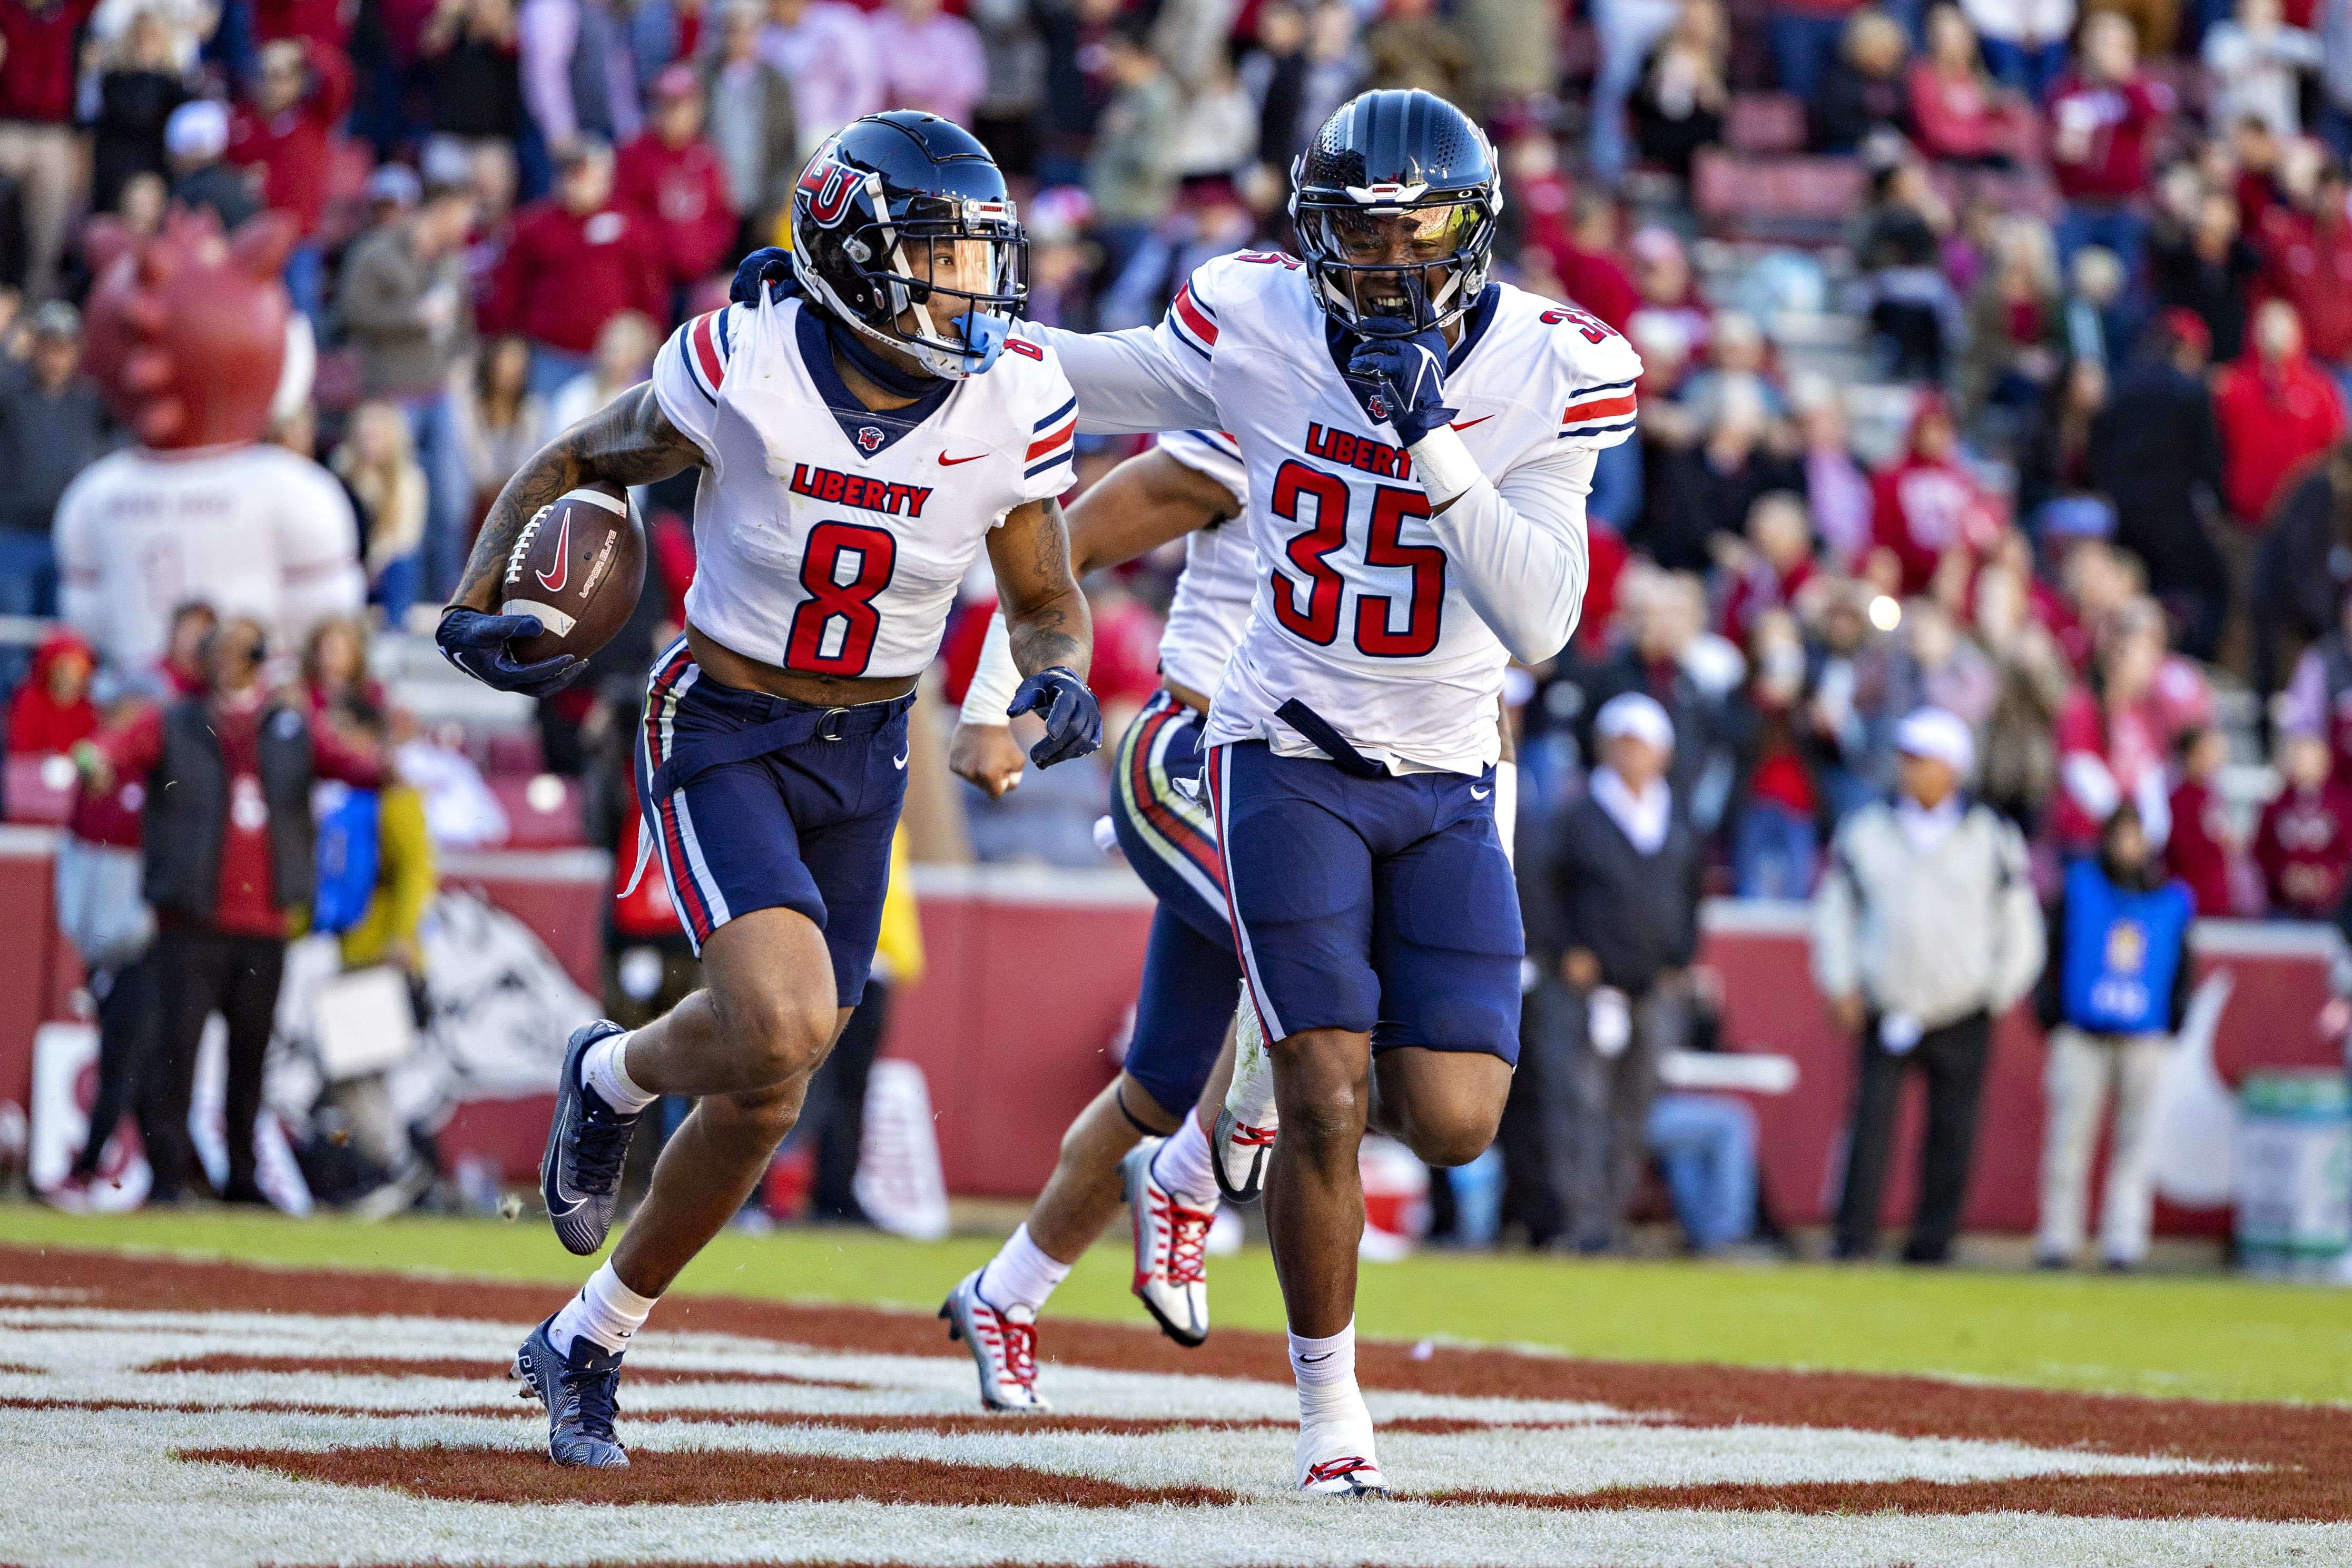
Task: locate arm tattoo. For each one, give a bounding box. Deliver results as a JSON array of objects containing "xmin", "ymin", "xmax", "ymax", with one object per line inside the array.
[
  {"xmin": 448, "ymin": 383, "xmax": 703, "ymax": 612},
  {"xmin": 1003, "ymin": 497, "xmax": 1090, "ymax": 677}
]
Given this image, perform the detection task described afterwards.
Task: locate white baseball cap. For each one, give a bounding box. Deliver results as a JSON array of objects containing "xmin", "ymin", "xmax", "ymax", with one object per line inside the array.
[
  {"xmin": 1595, "ymin": 692, "xmax": 1675, "ymax": 756},
  {"xmin": 1895, "ymin": 706, "xmax": 1975, "ymax": 777},
  {"xmin": 165, "ymin": 99, "xmax": 229, "ymax": 161}
]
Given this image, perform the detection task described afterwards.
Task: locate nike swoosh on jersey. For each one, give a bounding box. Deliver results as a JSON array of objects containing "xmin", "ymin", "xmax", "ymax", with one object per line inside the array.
[
  {"xmin": 938, "ymin": 451, "xmax": 987, "ymax": 466},
  {"xmin": 893, "ymin": 748, "xmax": 910, "ymax": 769},
  {"xmin": 1470, "ymin": 786, "xmax": 1491, "ymax": 799},
  {"xmin": 1450, "ymin": 416, "xmax": 1494, "ymax": 431},
  {"xmin": 536, "ymin": 509, "xmax": 573, "ymax": 593}
]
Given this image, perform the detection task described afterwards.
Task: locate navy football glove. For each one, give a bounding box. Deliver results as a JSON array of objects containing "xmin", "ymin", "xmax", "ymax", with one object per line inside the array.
[
  {"xmin": 1008, "ymin": 666, "xmax": 1101, "ymax": 767},
  {"xmin": 1346, "ymin": 320, "xmax": 1459, "ymax": 447},
  {"xmin": 436, "ymin": 606, "xmax": 582, "ymax": 697},
  {"xmin": 730, "ymin": 246, "xmax": 800, "ymax": 307}
]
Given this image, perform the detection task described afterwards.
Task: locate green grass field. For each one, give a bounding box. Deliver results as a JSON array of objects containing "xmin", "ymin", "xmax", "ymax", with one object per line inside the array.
[{"xmin": 6, "ymin": 1201, "xmax": 2347, "ymax": 1406}]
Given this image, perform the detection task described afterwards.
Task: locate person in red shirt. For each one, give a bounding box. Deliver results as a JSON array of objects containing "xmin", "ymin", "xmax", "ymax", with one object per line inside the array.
[
  {"xmin": 2214, "ymin": 298, "xmax": 2348, "ymax": 529},
  {"xmin": 1574, "ymin": 516, "xmax": 1631, "ymax": 656},
  {"xmin": 0, "ymin": 0, "xmax": 100, "ymax": 300},
  {"xmin": 1867, "ymin": 392, "xmax": 2003, "ymax": 599},
  {"xmin": 227, "ymin": 36, "xmax": 357, "ymax": 318},
  {"xmin": 2255, "ymin": 160, "xmax": 2352, "ymax": 372},
  {"xmin": 2046, "ymin": 13, "xmax": 2173, "ymax": 274},
  {"xmin": 1549, "ymin": 188, "xmax": 1641, "ymax": 335},
  {"xmin": 615, "ymin": 66, "xmax": 737, "ymax": 301},
  {"xmin": 1907, "ymin": 4, "xmax": 2034, "ymax": 167},
  {"xmin": 2257, "ymin": 732, "xmax": 2352, "ymax": 919},
  {"xmin": 1504, "ymin": 130, "xmax": 1574, "ymax": 272},
  {"xmin": 50, "ymin": 686, "xmax": 166, "ymax": 1205},
  {"xmin": 77, "ymin": 615, "xmax": 385, "ymax": 1205},
  {"xmin": 227, "ymin": 38, "xmax": 356, "ymax": 238},
  {"xmin": 493, "ymin": 140, "xmax": 669, "ymax": 397},
  {"xmin": 2051, "ymin": 598, "xmax": 2214, "ymax": 853},
  {"xmin": 6, "ymin": 627, "xmax": 96, "ymax": 755},
  {"xmin": 1719, "ymin": 490, "xmax": 1818, "ymax": 640},
  {"xmin": 155, "ymin": 600, "xmax": 218, "ymax": 697},
  {"xmin": 2167, "ymin": 725, "xmax": 2240, "ymax": 916},
  {"xmin": 1729, "ymin": 607, "xmax": 1822, "ymax": 897}
]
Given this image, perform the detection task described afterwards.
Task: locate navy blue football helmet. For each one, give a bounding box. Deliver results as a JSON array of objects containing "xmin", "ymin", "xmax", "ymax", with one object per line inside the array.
[
  {"xmin": 790, "ymin": 111, "xmax": 1027, "ymax": 379},
  {"xmin": 1291, "ymin": 90, "xmax": 1502, "ymax": 336}
]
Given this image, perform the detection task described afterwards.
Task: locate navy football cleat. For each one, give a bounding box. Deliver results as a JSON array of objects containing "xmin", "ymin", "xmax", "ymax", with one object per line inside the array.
[
  {"xmin": 510, "ymin": 1314, "xmax": 629, "ymax": 1467},
  {"xmin": 542, "ymin": 1020, "xmax": 642, "ymax": 1256}
]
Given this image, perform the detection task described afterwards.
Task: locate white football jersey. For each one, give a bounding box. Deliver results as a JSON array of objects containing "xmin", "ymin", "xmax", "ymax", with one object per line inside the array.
[
  {"xmin": 1152, "ymin": 428, "xmax": 1253, "ymax": 702},
  {"xmin": 1042, "ymin": 252, "xmax": 1639, "ymax": 774},
  {"xmin": 55, "ymin": 442, "xmax": 365, "ymax": 672},
  {"xmin": 652, "ymin": 292, "xmax": 1079, "ymax": 681}
]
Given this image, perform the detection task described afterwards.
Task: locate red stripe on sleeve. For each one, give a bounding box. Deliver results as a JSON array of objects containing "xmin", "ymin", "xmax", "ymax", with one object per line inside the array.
[
  {"xmin": 1173, "ymin": 285, "xmax": 1218, "ymax": 346},
  {"xmin": 691, "ymin": 312, "xmax": 725, "ymax": 391},
  {"xmin": 1025, "ymin": 419, "xmax": 1076, "ymax": 461},
  {"xmin": 1561, "ymin": 393, "xmax": 1637, "ymax": 423}
]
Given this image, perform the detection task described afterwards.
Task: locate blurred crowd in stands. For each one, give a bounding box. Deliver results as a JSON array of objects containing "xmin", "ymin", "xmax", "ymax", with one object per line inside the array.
[{"xmin": 3, "ymin": 0, "xmax": 2348, "ymax": 1258}]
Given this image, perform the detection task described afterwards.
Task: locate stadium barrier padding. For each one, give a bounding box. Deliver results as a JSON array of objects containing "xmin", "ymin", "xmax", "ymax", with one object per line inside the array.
[{"xmin": 0, "ymin": 829, "xmax": 2334, "ymax": 1232}]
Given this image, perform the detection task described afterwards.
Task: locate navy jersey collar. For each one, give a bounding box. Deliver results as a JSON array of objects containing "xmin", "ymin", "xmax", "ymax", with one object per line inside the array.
[
  {"xmin": 795, "ymin": 303, "xmax": 954, "ymax": 457},
  {"xmin": 1323, "ymin": 283, "xmax": 1500, "ymax": 428}
]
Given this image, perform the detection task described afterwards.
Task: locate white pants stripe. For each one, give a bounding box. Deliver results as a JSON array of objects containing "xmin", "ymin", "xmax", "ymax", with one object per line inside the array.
[{"xmin": 1207, "ymin": 743, "xmax": 1286, "ymax": 1044}]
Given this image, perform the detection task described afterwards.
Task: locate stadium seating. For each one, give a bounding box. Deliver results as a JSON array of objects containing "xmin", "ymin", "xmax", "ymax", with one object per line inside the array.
[
  {"xmin": 1690, "ymin": 149, "xmax": 1868, "ymax": 244},
  {"xmin": 1725, "ymin": 93, "xmax": 1806, "ymax": 156}
]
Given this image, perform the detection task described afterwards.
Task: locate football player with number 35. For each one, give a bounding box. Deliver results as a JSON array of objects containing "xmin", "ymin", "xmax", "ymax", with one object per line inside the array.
[
  {"xmin": 1035, "ymin": 89, "xmax": 1640, "ymax": 1495},
  {"xmin": 434, "ymin": 112, "xmax": 1104, "ymax": 1469}
]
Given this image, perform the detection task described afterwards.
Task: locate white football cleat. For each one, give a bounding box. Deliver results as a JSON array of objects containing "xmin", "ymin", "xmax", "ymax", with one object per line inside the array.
[
  {"xmin": 1214, "ymin": 990, "xmax": 1278, "ymax": 1205},
  {"xmin": 1297, "ymin": 1391, "xmax": 1388, "ymax": 1496},
  {"xmin": 939, "ymin": 1269, "xmax": 1049, "ymax": 1412},
  {"xmin": 1122, "ymin": 1140, "xmax": 1212, "ymax": 1347}
]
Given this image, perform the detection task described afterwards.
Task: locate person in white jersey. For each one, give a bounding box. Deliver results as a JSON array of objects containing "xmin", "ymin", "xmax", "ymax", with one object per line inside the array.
[
  {"xmin": 936, "ymin": 430, "xmax": 1249, "ymax": 1406},
  {"xmin": 938, "ymin": 428, "xmax": 1527, "ymax": 1414},
  {"xmin": 433, "ymin": 111, "xmax": 1105, "ymax": 1469},
  {"xmin": 1034, "ymin": 88, "xmax": 1640, "ymax": 1494}
]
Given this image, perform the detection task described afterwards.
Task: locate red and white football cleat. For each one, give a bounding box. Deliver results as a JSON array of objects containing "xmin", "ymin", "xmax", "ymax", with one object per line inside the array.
[
  {"xmin": 1122, "ymin": 1141, "xmax": 1212, "ymax": 1347},
  {"xmin": 1214, "ymin": 990, "xmax": 1278, "ymax": 1205},
  {"xmin": 939, "ymin": 1269, "xmax": 1049, "ymax": 1412},
  {"xmin": 1297, "ymin": 1392, "xmax": 1388, "ymax": 1496}
]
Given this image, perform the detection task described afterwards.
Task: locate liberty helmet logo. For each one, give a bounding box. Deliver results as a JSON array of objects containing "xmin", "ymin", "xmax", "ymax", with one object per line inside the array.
[
  {"xmin": 1367, "ymin": 390, "xmax": 1390, "ymax": 422},
  {"xmin": 797, "ymin": 149, "xmax": 861, "ymax": 228},
  {"xmin": 857, "ymin": 426, "xmax": 885, "ymax": 452}
]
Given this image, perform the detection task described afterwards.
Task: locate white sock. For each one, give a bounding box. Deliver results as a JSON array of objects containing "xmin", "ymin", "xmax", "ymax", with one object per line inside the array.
[
  {"xmin": 549, "ymin": 1261, "xmax": 657, "ymax": 1357},
  {"xmin": 1289, "ymin": 1319, "xmax": 1358, "ymax": 1416},
  {"xmin": 977, "ymin": 1222, "xmax": 1071, "ymax": 1315},
  {"xmin": 583, "ymin": 1030, "xmax": 656, "ymax": 1115},
  {"xmin": 1150, "ymin": 1115, "xmax": 1221, "ymax": 1209}
]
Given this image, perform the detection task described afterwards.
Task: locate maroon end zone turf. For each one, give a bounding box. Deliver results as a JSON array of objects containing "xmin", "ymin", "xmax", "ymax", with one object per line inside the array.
[{"xmin": 180, "ymin": 1445, "xmax": 1241, "ymax": 1508}]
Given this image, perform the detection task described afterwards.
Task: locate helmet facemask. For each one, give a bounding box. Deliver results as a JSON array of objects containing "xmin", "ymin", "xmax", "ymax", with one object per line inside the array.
[
  {"xmin": 1293, "ymin": 189, "xmax": 1497, "ymax": 337},
  {"xmin": 796, "ymin": 174, "xmax": 1029, "ymax": 380}
]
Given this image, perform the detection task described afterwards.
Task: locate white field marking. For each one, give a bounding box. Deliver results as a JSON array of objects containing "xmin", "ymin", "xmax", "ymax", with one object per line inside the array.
[
  {"xmin": 1, "ymin": 1309, "xmax": 1628, "ymax": 1427},
  {"xmin": 6, "ymin": 1308, "xmax": 2251, "ymax": 1487},
  {"xmin": 0, "ymin": 1405, "xmax": 2343, "ymax": 1568},
  {"xmin": 0, "ymin": 1304, "xmax": 2311, "ymax": 1568}
]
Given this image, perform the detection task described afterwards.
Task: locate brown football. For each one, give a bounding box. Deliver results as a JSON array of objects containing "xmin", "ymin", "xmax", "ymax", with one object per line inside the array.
[{"xmin": 499, "ymin": 481, "xmax": 646, "ymax": 665}]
